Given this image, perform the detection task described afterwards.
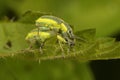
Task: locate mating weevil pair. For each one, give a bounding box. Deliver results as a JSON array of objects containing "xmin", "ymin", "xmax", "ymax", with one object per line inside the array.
[{"xmin": 25, "ymin": 15, "xmax": 75, "ymax": 53}]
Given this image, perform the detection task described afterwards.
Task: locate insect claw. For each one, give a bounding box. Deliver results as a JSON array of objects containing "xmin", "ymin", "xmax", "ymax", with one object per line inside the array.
[{"xmin": 58, "ymin": 41, "xmax": 66, "ymax": 57}]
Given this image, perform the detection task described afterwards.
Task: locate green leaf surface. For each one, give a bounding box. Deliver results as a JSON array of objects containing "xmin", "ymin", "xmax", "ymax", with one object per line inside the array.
[{"xmin": 0, "ymin": 21, "xmax": 120, "ymax": 62}]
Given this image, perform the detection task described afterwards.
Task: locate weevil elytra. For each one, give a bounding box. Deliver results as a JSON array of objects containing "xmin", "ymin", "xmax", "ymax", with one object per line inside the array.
[{"xmin": 35, "ymin": 15, "xmax": 75, "ymax": 46}]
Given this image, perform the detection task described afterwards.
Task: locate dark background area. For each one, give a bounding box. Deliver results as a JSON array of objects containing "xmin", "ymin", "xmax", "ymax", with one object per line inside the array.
[{"xmin": 91, "ymin": 59, "xmax": 120, "ymax": 80}]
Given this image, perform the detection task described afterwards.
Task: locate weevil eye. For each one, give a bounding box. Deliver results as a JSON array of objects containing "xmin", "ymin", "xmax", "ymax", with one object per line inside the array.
[{"xmin": 67, "ymin": 30, "xmax": 75, "ymax": 38}]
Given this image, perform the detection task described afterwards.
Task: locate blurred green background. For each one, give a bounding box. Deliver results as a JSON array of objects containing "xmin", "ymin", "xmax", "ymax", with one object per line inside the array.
[{"xmin": 0, "ymin": 0, "xmax": 120, "ymax": 80}]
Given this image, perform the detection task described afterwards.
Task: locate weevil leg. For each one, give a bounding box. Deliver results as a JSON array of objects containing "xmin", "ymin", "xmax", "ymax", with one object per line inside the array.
[
  {"xmin": 37, "ymin": 30, "xmax": 43, "ymax": 54},
  {"xmin": 39, "ymin": 42, "xmax": 45, "ymax": 54},
  {"xmin": 67, "ymin": 47, "xmax": 70, "ymax": 54},
  {"xmin": 67, "ymin": 45, "xmax": 73, "ymax": 54},
  {"xmin": 67, "ymin": 40, "xmax": 75, "ymax": 54},
  {"xmin": 67, "ymin": 43, "xmax": 72, "ymax": 54},
  {"xmin": 58, "ymin": 41, "xmax": 65, "ymax": 57}
]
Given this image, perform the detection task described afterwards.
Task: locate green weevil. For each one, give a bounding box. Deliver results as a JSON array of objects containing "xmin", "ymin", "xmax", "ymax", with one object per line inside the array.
[{"xmin": 35, "ymin": 15, "xmax": 75, "ymax": 46}]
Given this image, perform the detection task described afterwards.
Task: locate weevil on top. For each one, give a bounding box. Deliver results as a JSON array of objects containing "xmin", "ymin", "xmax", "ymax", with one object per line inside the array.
[
  {"xmin": 25, "ymin": 15, "xmax": 75, "ymax": 53},
  {"xmin": 35, "ymin": 15, "xmax": 75, "ymax": 46}
]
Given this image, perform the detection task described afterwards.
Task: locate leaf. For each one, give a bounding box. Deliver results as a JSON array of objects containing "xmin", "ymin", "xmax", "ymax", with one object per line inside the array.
[
  {"xmin": 0, "ymin": 22, "xmax": 34, "ymax": 53},
  {"xmin": 75, "ymin": 28, "xmax": 96, "ymax": 43},
  {"xmin": 18, "ymin": 10, "xmax": 51, "ymax": 24}
]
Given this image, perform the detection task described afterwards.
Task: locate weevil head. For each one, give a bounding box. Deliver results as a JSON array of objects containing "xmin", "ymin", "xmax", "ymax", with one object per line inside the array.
[
  {"xmin": 60, "ymin": 22, "xmax": 74, "ymax": 40},
  {"xmin": 60, "ymin": 30, "xmax": 75, "ymax": 45},
  {"xmin": 67, "ymin": 29, "xmax": 75, "ymax": 40},
  {"xmin": 63, "ymin": 23, "xmax": 74, "ymax": 40}
]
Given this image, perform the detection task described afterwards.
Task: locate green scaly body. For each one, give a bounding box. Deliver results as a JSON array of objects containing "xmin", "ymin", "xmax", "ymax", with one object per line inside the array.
[{"xmin": 35, "ymin": 15, "xmax": 75, "ymax": 46}]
